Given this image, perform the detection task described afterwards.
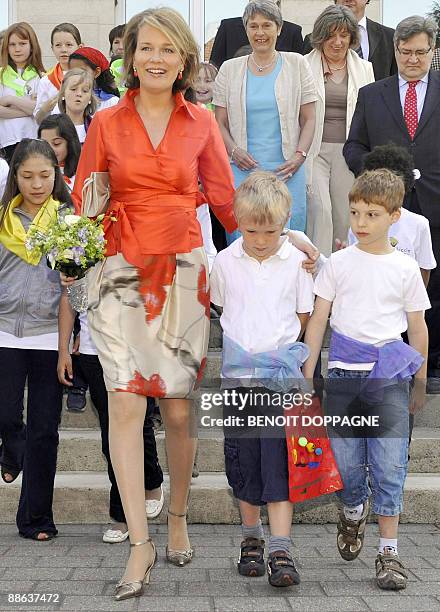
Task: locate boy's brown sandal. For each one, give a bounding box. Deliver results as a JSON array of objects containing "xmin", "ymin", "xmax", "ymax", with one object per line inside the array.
[
  {"xmin": 375, "ymin": 549, "xmax": 408, "ymax": 590},
  {"xmin": 336, "ymin": 498, "xmax": 370, "ymax": 561}
]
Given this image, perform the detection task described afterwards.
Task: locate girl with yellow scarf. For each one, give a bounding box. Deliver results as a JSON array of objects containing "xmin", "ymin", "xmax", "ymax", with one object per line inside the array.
[{"xmin": 0, "ymin": 138, "xmax": 71, "ymax": 541}]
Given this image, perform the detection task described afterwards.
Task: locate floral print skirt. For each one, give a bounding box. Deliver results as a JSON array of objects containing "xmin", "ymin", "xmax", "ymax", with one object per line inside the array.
[{"xmin": 87, "ymin": 247, "xmax": 210, "ymax": 398}]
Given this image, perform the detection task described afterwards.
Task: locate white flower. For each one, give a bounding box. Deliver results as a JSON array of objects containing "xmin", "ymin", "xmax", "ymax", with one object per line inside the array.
[
  {"xmin": 64, "ymin": 214, "xmax": 82, "ymax": 226},
  {"xmin": 62, "ymin": 248, "xmax": 75, "ymax": 259}
]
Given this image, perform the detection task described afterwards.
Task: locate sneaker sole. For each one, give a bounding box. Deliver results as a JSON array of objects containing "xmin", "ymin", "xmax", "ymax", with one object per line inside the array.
[
  {"xmin": 377, "ymin": 577, "xmax": 407, "ymax": 590},
  {"xmin": 238, "ymin": 561, "xmax": 265, "ymax": 577},
  {"xmin": 269, "ymin": 571, "xmax": 300, "ymax": 587}
]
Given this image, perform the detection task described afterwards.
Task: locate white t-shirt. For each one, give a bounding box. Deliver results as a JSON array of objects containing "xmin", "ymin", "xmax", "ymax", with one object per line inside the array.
[
  {"xmin": 97, "ymin": 96, "xmax": 119, "ymax": 110},
  {"xmin": 75, "ymin": 123, "xmax": 86, "ymax": 144},
  {"xmin": 0, "ymin": 74, "xmax": 40, "ymax": 148},
  {"xmin": 33, "ymin": 75, "xmax": 58, "ymax": 117},
  {"xmin": 314, "ymin": 245, "xmax": 431, "ymax": 370},
  {"xmin": 78, "ymin": 312, "xmax": 97, "ymax": 355},
  {"xmin": 196, "ymin": 204, "xmax": 216, "ymax": 272},
  {"xmin": 210, "ymin": 237, "xmax": 315, "ymax": 353},
  {"xmin": 0, "ymin": 330, "xmax": 58, "ymax": 350},
  {"xmin": 0, "ymin": 157, "xmax": 9, "ymax": 199},
  {"xmin": 348, "ymin": 207, "xmax": 436, "ymax": 270}
]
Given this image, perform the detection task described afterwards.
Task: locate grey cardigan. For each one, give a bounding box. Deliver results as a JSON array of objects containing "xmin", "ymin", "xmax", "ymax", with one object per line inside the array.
[{"xmin": 0, "ymin": 203, "xmax": 70, "ymax": 338}]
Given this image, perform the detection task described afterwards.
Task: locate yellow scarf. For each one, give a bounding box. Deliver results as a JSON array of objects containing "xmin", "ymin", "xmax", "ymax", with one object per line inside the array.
[{"xmin": 0, "ymin": 194, "xmax": 59, "ymax": 264}]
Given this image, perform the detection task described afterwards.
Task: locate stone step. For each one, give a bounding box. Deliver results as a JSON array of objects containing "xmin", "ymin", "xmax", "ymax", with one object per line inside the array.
[
  {"xmin": 1, "ymin": 472, "xmax": 439, "ymax": 524},
  {"xmin": 56, "ymin": 427, "xmax": 440, "ymax": 473}
]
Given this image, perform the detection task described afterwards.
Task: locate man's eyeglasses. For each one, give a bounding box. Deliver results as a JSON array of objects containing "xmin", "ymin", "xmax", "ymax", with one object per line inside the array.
[{"xmin": 396, "ymin": 47, "xmax": 433, "ymax": 58}]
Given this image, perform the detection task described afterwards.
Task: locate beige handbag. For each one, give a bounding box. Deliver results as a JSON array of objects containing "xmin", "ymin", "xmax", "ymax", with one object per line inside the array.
[{"xmin": 81, "ymin": 172, "xmax": 110, "ymax": 217}]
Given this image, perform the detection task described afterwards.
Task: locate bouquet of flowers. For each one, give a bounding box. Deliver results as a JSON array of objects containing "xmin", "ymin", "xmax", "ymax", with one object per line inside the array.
[{"xmin": 26, "ymin": 213, "xmax": 106, "ymax": 279}]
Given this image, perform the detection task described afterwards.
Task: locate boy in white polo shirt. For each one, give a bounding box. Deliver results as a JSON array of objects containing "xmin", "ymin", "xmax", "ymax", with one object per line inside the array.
[
  {"xmin": 304, "ymin": 169, "xmax": 430, "ymax": 591},
  {"xmin": 210, "ymin": 171, "xmax": 314, "ymax": 587}
]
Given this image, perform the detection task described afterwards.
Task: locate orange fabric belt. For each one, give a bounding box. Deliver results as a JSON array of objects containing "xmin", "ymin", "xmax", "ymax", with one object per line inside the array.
[{"xmin": 103, "ymin": 197, "xmax": 201, "ymax": 267}]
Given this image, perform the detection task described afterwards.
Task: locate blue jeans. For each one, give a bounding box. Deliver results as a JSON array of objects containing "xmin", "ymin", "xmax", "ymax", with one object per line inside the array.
[{"xmin": 326, "ymin": 368, "xmax": 409, "ymax": 516}]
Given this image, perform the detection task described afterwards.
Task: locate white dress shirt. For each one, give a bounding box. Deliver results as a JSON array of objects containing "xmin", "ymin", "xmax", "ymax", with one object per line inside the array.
[
  {"xmin": 358, "ymin": 16, "xmax": 369, "ymax": 61},
  {"xmin": 398, "ymin": 72, "xmax": 429, "ymax": 119}
]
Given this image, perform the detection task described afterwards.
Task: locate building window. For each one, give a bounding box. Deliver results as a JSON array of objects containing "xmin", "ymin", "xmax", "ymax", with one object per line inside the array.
[
  {"xmin": 204, "ymin": 0, "xmax": 248, "ymax": 60},
  {"xmin": 383, "ymin": 0, "xmax": 434, "ymax": 27},
  {"xmin": 122, "ymin": 0, "xmax": 250, "ymax": 61},
  {"xmin": 125, "ymin": 1, "xmax": 190, "ymax": 23},
  {"xmin": 0, "ymin": 0, "xmax": 9, "ymax": 32}
]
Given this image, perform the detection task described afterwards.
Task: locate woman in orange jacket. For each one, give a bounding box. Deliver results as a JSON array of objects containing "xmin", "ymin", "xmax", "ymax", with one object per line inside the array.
[{"xmin": 69, "ymin": 7, "xmax": 236, "ymax": 601}]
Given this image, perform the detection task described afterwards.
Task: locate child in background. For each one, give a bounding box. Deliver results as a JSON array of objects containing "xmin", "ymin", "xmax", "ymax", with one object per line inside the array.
[
  {"xmin": 210, "ymin": 171, "xmax": 314, "ymax": 587},
  {"xmin": 58, "ymin": 295, "xmax": 165, "ymax": 541},
  {"xmin": 0, "ymin": 139, "xmax": 71, "ymax": 539},
  {"xmin": 109, "ymin": 25, "xmax": 127, "ymax": 96},
  {"xmin": 304, "ymin": 169, "xmax": 430, "ymax": 590},
  {"xmin": 109, "ymin": 24, "xmax": 125, "ymax": 58},
  {"xmin": 347, "ymin": 144, "xmax": 436, "ymax": 287},
  {"xmin": 194, "ymin": 62, "xmax": 220, "ymax": 263},
  {"xmin": 0, "ymin": 22, "xmax": 45, "ymax": 162},
  {"xmin": 38, "ymin": 113, "xmax": 85, "ymax": 410},
  {"xmin": 34, "ymin": 23, "xmax": 82, "ymax": 125},
  {"xmin": 57, "ymin": 69, "xmax": 97, "ymax": 144},
  {"xmin": 68, "ymin": 47, "xmax": 120, "ymax": 109},
  {"xmin": 39, "ymin": 113, "xmax": 81, "ymax": 191},
  {"xmin": 195, "ymin": 61, "xmax": 217, "ymax": 111}
]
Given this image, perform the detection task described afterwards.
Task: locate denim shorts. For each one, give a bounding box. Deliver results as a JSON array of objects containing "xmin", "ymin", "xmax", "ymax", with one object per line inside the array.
[{"xmin": 326, "ymin": 368, "xmax": 409, "ymax": 516}]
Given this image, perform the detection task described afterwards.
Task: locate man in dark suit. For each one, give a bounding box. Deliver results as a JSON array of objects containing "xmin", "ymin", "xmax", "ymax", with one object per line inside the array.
[
  {"xmin": 210, "ymin": 0, "xmax": 303, "ymax": 68},
  {"xmin": 343, "ymin": 15, "xmax": 440, "ymax": 391},
  {"xmin": 303, "ymin": 0, "xmax": 397, "ymax": 80}
]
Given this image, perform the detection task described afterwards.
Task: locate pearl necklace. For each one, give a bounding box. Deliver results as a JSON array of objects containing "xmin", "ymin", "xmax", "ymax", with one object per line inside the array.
[
  {"xmin": 328, "ymin": 60, "xmax": 347, "ymax": 72},
  {"xmin": 250, "ymin": 51, "xmax": 277, "ymax": 72}
]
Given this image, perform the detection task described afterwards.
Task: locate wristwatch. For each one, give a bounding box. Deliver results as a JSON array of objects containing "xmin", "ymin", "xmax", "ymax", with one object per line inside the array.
[{"xmin": 296, "ymin": 149, "xmax": 307, "ymax": 159}]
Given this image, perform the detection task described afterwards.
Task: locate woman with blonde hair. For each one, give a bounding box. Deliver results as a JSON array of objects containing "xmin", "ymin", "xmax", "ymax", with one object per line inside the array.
[
  {"xmin": 56, "ymin": 69, "xmax": 97, "ymax": 144},
  {"xmin": 0, "ymin": 22, "xmax": 45, "ymax": 162},
  {"xmin": 70, "ymin": 7, "xmax": 237, "ymax": 600},
  {"xmin": 305, "ymin": 5, "xmax": 375, "ymax": 256}
]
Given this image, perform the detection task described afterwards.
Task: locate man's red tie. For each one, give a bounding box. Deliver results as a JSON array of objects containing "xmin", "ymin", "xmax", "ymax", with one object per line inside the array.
[{"xmin": 404, "ymin": 80, "xmax": 420, "ymax": 140}]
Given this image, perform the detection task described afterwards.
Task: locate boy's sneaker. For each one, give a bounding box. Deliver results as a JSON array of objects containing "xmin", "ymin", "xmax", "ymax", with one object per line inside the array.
[
  {"xmin": 375, "ymin": 548, "xmax": 408, "ymax": 590},
  {"xmin": 237, "ymin": 537, "xmax": 265, "ymax": 577},
  {"xmin": 66, "ymin": 387, "xmax": 87, "ymax": 412},
  {"xmin": 337, "ymin": 498, "xmax": 370, "ymax": 561},
  {"xmin": 267, "ymin": 551, "xmax": 300, "ymax": 587}
]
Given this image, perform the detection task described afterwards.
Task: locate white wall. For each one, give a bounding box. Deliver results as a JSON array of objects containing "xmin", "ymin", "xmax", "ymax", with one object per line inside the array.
[{"xmin": 14, "ymin": 0, "xmax": 116, "ymax": 69}]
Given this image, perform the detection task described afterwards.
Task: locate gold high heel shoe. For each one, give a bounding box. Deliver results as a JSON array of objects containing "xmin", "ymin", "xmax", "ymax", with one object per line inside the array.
[
  {"xmin": 166, "ymin": 510, "xmax": 194, "ymax": 566},
  {"xmin": 114, "ymin": 538, "xmax": 156, "ymax": 601}
]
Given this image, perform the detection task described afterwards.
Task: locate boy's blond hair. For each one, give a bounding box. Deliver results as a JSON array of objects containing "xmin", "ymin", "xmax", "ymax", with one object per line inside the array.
[
  {"xmin": 234, "ymin": 170, "xmax": 291, "ymax": 226},
  {"xmin": 349, "ymin": 169, "xmax": 405, "ymax": 213}
]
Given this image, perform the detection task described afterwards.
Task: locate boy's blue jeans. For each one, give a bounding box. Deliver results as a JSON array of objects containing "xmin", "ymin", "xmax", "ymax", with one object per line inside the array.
[{"xmin": 326, "ymin": 368, "xmax": 409, "ymax": 516}]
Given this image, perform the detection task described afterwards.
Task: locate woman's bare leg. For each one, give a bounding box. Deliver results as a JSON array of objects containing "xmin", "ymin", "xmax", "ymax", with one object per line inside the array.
[
  {"xmin": 160, "ymin": 398, "xmax": 196, "ymax": 551},
  {"xmin": 108, "ymin": 391, "xmax": 154, "ymax": 581}
]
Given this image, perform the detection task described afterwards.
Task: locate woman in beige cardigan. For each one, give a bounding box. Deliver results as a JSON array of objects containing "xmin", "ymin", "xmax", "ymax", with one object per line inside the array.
[
  {"xmin": 214, "ymin": 0, "xmax": 317, "ymax": 243},
  {"xmin": 305, "ymin": 5, "xmax": 375, "ymax": 256}
]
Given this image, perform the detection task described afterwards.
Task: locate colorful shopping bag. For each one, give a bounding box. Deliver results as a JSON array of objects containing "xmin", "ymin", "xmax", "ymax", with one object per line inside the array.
[{"xmin": 285, "ymin": 396, "xmax": 343, "ymax": 502}]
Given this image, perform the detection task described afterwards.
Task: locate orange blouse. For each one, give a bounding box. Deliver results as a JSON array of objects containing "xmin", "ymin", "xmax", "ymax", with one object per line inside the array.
[{"xmin": 72, "ymin": 89, "xmax": 236, "ymax": 267}]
